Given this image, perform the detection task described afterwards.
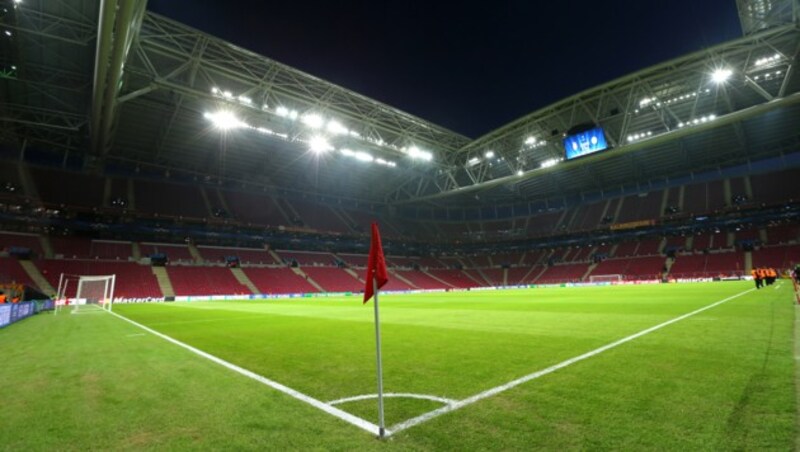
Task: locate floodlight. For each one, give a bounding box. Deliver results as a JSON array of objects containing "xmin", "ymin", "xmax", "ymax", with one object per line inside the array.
[
  {"xmin": 517, "ymin": 170, "xmax": 524, "ymax": 176},
  {"xmin": 308, "ymin": 136, "xmax": 333, "ymax": 154},
  {"xmin": 711, "ymin": 68, "xmax": 732, "ymax": 84},
  {"xmin": 407, "ymin": 146, "xmax": 433, "ymax": 161},
  {"xmin": 540, "ymin": 158, "xmax": 560, "ymax": 169},
  {"xmin": 238, "ymin": 95, "xmax": 252, "ymax": 104},
  {"xmin": 340, "ymin": 148, "xmax": 355, "ymax": 157},
  {"xmin": 485, "ymin": 150, "xmax": 495, "ymax": 159},
  {"xmin": 355, "ymin": 151, "xmax": 373, "ymax": 162},
  {"xmin": 204, "ymin": 111, "xmax": 244, "ymax": 130},
  {"xmin": 222, "ymin": 90, "xmax": 233, "ymax": 98},
  {"xmin": 211, "ymin": 87, "xmax": 219, "ymax": 94},
  {"xmin": 4, "ymin": 30, "xmax": 12, "ymax": 36},
  {"xmin": 276, "ymin": 106, "xmax": 289, "ymax": 117},
  {"xmin": 301, "ymin": 113, "xmax": 324, "ymax": 129},
  {"xmin": 326, "ymin": 120, "xmax": 348, "ymax": 135},
  {"xmin": 467, "ymin": 157, "xmax": 480, "ymax": 166},
  {"xmin": 525, "ymin": 136, "xmax": 536, "ymax": 145}
]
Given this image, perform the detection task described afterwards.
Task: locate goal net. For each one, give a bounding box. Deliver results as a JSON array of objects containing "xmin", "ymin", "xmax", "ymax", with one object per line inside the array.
[
  {"xmin": 55, "ymin": 274, "xmax": 116, "ymax": 314},
  {"xmin": 589, "ymin": 274, "xmax": 623, "ymax": 283}
]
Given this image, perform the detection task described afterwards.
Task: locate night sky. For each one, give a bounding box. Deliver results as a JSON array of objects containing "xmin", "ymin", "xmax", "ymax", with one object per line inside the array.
[{"xmin": 148, "ymin": 0, "xmax": 743, "ymax": 138}]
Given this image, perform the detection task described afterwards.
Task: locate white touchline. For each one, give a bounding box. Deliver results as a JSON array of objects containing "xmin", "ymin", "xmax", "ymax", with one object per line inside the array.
[
  {"xmin": 386, "ymin": 288, "xmax": 756, "ymax": 436},
  {"xmin": 107, "ymin": 311, "xmax": 384, "ymax": 437}
]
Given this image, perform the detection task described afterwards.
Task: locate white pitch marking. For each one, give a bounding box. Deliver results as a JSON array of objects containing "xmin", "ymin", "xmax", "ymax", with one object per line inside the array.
[
  {"xmin": 386, "ymin": 288, "xmax": 755, "ymax": 437},
  {"xmin": 328, "ymin": 393, "xmax": 456, "ymax": 406},
  {"xmin": 106, "ymin": 310, "xmax": 384, "ymax": 436}
]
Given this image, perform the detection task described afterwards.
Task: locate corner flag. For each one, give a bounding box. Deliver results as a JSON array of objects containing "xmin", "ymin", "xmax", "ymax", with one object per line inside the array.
[
  {"xmin": 363, "ymin": 222, "xmax": 388, "ymax": 303},
  {"xmin": 363, "ymin": 222, "xmax": 389, "ymax": 438}
]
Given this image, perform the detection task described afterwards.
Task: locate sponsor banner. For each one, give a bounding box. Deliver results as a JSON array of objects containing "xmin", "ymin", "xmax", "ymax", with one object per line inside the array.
[
  {"xmin": 610, "ymin": 219, "xmax": 656, "ymax": 231},
  {"xmin": 0, "ymin": 305, "xmax": 11, "ymax": 328},
  {"xmin": 674, "ymin": 278, "xmax": 714, "ymax": 283}
]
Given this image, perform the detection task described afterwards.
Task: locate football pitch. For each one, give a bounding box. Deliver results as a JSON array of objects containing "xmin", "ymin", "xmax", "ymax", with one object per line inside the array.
[{"xmin": 1, "ymin": 281, "xmax": 797, "ymax": 450}]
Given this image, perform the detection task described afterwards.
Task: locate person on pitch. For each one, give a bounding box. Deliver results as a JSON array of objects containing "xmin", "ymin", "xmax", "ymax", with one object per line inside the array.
[{"xmin": 751, "ymin": 268, "xmax": 762, "ymax": 289}]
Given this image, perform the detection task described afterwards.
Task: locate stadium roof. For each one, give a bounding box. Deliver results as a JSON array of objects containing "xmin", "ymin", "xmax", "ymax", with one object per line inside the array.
[{"xmin": 1, "ymin": 0, "xmax": 799, "ymax": 207}]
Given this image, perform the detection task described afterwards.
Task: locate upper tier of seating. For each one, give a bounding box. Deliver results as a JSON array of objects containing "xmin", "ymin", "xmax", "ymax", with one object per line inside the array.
[
  {"xmin": 0, "ymin": 232, "xmax": 43, "ymax": 255},
  {"xmin": 134, "ymin": 180, "xmax": 208, "ymax": 218},
  {"xmin": 31, "ymin": 167, "xmax": 104, "ymax": 208},
  {"xmin": 198, "ymin": 245, "xmax": 274, "ymax": 265},
  {"xmin": 276, "ymin": 250, "xmax": 336, "ymax": 266},
  {"xmin": 140, "ymin": 243, "xmax": 194, "ymax": 262}
]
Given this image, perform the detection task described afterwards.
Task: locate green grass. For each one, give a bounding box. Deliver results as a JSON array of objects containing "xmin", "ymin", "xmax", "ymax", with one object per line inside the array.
[{"xmin": 0, "ymin": 281, "xmax": 796, "ymax": 450}]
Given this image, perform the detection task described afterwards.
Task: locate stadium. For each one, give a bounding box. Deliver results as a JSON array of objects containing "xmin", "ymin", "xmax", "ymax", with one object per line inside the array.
[{"xmin": 1, "ymin": 0, "xmax": 800, "ymax": 449}]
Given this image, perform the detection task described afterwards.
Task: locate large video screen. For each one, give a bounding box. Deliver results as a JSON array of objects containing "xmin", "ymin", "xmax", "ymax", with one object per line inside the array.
[{"xmin": 563, "ymin": 127, "xmax": 609, "ymax": 160}]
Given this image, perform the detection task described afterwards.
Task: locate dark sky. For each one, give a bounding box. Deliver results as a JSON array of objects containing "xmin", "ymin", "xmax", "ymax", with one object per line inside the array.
[{"xmin": 148, "ymin": 0, "xmax": 743, "ymax": 138}]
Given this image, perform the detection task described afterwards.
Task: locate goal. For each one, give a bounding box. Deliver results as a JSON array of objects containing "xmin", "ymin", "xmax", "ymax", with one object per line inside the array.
[
  {"xmin": 589, "ymin": 274, "xmax": 623, "ymax": 283},
  {"xmin": 55, "ymin": 273, "xmax": 116, "ymax": 314}
]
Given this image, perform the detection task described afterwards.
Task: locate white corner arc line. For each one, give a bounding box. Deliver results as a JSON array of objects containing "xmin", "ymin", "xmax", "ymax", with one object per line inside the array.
[
  {"xmin": 386, "ymin": 288, "xmax": 755, "ymax": 437},
  {"xmin": 328, "ymin": 393, "xmax": 456, "ymax": 406},
  {"xmin": 106, "ymin": 311, "xmax": 383, "ymax": 437}
]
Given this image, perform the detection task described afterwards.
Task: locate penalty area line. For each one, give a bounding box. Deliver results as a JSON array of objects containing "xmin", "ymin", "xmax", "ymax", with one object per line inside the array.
[
  {"xmin": 387, "ymin": 288, "xmax": 755, "ymax": 436},
  {"xmin": 106, "ymin": 310, "xmax": 383, "ymax": 437}
]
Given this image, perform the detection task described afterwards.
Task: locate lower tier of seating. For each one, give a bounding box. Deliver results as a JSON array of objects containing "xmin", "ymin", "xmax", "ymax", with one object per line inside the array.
[
  {"xmin": 167, "ymin": 266, "xmax": 251, "ymax": 297},
  {"xmin": 37, "ymin": 260, "xmax": 163, "ymax": 299}
]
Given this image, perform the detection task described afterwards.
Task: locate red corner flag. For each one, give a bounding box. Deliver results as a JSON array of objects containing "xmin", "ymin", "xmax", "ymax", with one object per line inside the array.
[{"xmin": 363, "ymin": 222, "xmax": 388, "ymax": 303}]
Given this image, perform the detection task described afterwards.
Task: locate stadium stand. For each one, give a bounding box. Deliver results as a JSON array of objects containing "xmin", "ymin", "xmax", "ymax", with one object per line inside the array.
[
  {"xmin": 427, "ymin": 269, "xmax": 481, "ymax": 288},
  {"xmin": 479, "ymin": 268, "xmax": 505, "ymax": 286},
  {"xmin": 243, "ymin": 267, "xmax": 320, "ymax": 294},
  {"xmin": 490, "ymin": 252, "xmax": 524, "ymax": 267},
  {"xmin": 91, "ymin": 241, "xmax": 133, "ymax": 260},
  {"xmin": 222, "ymin": 190, "xmax": 286, "ymax": 226},
  {"xmin": 139, "ymin": 243, "xmax": 194, "ymax": 262},
  {"xmin": 289, "ymin": 198, "xmax": 352, "ymax": 234},
  {"xmin": 50, "ymin": 236, "xmax": 92, "ymax": 259},
  {"xmin": 386, "ymin": 256, "xmax": 420, "ymax": 268},
  {"xmin": 765, "ymin": 224, "xmax": 799, "ymax": 244},
  {"xmin": 0, "ymin": 232, "xmax": 43, "ymax": 256},
  {"xmin": 635, "ymin": 238, "xmax": 663, "ymax": 256},
  {"xmin": 337, "ymin": 253, "xmax": 368, "ymax": 267},
  {"xmin": 31, "ymin": 167, "xmax": 104, "ymax": 208},
  {"xmin": 506, "ymin": 266, "xmax": 534, "ymax": 285},
  {"xmin": 38, "ymin": 260, "xmax": 162, "ymax": 299},
  {"xmin": 167, "ymin": 266, "xmax": 250, "ymax": 296},
  {"xmin": 197, "ymin": 245, "xmax": 273, "ymax": 265},
  {"xmin": 277, "ymin": 250, "xmax": 336, "ymax": 266},
  {"xmin": 751, "ymin": 245, "xmax": 799, "ymax": 270},
  {"xmin": 135, "ymin": 180, "xmax": 208, "ymax": 218},
  {"xmin": 527, "ymin": 211, "xmax": 562, "ymax": 236},
  {"xmin": 391, "ymin": 270, "xmax": 443, "ymax": 290},
  {"xmin": 535, "ymin": 264, "xmax": 589, "ymax": 284},
  {"xmin": 301, "ymin": 267, "xmax": 361, "ymax": 292},
  {"xmin": 750, "ymin": 168, "xmax": 800, "ymax": 206},
  {"xmin": 0, "ymin": 257, "xmax": 35, "ymax": 288},
  {"xmin": 616, "ymin": 191, "xmax": 662, "ymax": 223}
]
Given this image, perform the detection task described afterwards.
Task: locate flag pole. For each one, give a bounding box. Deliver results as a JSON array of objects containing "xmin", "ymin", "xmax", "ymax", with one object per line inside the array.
[{"xmin": 373, "ymin": 276, "xmax": 386, "ymax": 438}]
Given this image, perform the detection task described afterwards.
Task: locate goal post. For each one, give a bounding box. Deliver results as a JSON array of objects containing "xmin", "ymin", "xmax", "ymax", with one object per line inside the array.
[
  {"xmin": 589, "ymin": 274, "xmax": 623, "ymax": 283},
  {"xmin": 55, "ymin": 273, "xmax": 116, "ymax": 314}
]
